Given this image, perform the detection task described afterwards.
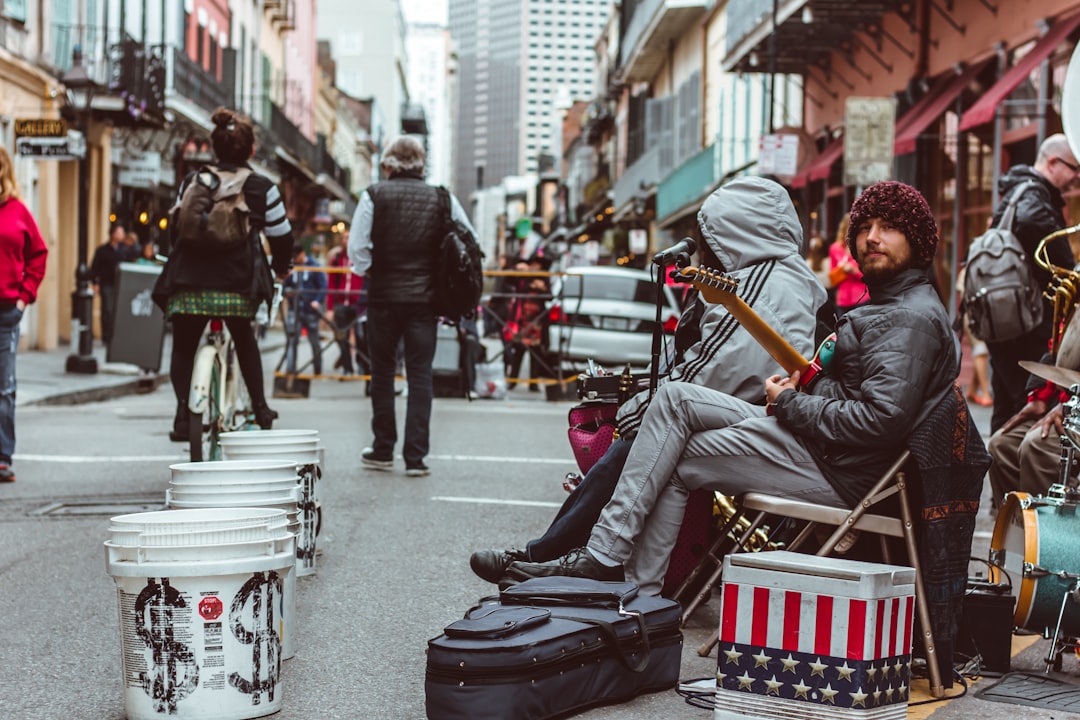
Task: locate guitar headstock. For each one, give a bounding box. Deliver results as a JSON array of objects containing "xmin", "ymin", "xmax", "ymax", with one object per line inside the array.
[{"xmin": 673, "ymin": 266, "xmax": 740, "ymax": 306}]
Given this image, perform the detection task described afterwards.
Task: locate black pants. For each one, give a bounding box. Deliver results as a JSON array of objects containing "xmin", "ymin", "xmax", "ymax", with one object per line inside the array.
[
  {"xmin": 170, "ymin": 314, "xmax": 268, "ymax": 413},
  {"xmin": 526, "ymin": 437, "xmax": 633, "ymax": 561},
  {"xmin": 99, "ymin": 284, "xmax": 117, "ymax": 344},
  {"xmin": 367, "ymin": 304, "xmax": 437, "ymax": 466},
  {"xmin": 987, "ymin": 323, "xmax": 1050, "ymax": 433}
]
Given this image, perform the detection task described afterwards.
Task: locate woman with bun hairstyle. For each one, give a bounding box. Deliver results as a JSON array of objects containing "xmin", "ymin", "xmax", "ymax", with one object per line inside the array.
[{"xmin": 154, "ymin": 107, "xmax": 294, "ymax": 440}]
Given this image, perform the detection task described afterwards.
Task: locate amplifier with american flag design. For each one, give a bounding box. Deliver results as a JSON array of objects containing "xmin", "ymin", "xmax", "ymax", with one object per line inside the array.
[{"xmin": 714, "ymin": 551, "xmax": 916, "ymax": 720}]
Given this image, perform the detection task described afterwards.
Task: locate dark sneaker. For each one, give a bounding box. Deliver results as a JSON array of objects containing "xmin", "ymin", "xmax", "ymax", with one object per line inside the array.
[
  {"xmin": 168, "ymin": 427, "xmax": 189, "ymax": 442},
  {"xmin": 405, "ymin": 463, "xmax": 430, "ymax": 477},
  {"xmin": 0, "ymin": 466, "xmax": 13, "ymax": 483},
  {"xmin": 361, "ymin": 449, "xmax": 393, "ymax": 470},
  {"xmin": 470, "ymin": 548, "xmax": 527, "ymax": 584},
  {"xmin": 505, "ymin": 547, "xmax": 623, "ymax": 584}
]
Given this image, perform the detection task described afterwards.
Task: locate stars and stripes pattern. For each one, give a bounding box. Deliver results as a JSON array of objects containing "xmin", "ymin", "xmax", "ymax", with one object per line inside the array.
[
  {"xmin": 720, "ymin": 582, "xmax": 914, "ymax": 661},
  {"xmin": 716, "ymin": 582, "xmax": 914, "ymax": 712}
]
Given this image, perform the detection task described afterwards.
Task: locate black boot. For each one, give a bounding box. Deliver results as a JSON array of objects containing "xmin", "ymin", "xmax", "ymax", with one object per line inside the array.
[
  {"xmin": 169, "ymin": 406, "xmax": 189, "ymax": 442},
  {"xmin": 253, "ymin": 402, "xmax": 278, "ymax": 430}
]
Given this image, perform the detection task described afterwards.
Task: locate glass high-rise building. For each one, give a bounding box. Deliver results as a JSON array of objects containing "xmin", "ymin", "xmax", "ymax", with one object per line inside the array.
[{"xmin": 449, "ymin": 0, "xmax": 610, "ymax": 208}]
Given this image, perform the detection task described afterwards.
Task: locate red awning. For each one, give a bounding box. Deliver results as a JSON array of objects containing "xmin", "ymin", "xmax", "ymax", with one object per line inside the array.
[
  {"xmin": 958, "ymin": 12, "xmax": 1080, "ymax": 132},
  {"xmin": 790, "ymin": 137, "xmax": 844, "ymax": 189},
  {"xmin": 894, "ymin": 58, "xmax": 993, "ymax": 155}
]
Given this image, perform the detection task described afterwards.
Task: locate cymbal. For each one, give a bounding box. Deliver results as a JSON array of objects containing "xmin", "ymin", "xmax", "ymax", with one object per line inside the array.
[{"xmin": 1019, "ymin": 360, "xmax": 1080, "ymax": 389}]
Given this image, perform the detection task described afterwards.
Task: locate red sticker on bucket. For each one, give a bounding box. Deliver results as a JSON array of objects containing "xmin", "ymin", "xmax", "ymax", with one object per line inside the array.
[{"xmin": 198, "ymin": 596, "xmax": 223, "ymax": 621}]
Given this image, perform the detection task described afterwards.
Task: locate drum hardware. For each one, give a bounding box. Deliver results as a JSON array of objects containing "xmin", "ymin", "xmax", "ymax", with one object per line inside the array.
[{"xmin": 1045, "ymin": 577, "xmax": 1080, "ymax": 673}]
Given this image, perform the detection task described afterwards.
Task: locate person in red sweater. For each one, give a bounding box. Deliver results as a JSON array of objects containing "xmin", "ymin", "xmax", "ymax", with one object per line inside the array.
[{"xmin": 0, "ymin": 144, "xmax": 49, "ymax": 482}]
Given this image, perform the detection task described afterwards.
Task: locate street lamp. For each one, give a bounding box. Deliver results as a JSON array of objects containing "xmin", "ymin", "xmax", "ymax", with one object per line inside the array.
[{"xmin": 63, "ymin": 45, "xmax": 99, "ymax": 374}]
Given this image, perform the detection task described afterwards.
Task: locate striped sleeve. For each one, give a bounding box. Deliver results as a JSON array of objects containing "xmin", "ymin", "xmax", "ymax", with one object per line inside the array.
[{"xmin": 264, "ymin": 184, "xmax": 292, "ymax": 238}]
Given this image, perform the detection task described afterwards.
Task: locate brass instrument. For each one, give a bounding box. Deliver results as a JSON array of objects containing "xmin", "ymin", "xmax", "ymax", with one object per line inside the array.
[
  {"xmin": 1035, "ymin": 224, "xmax": 1080, "ymax": 356},
  {"xmin": 713, "ymin": 492, "xmax": 775, "ymax": 552}
]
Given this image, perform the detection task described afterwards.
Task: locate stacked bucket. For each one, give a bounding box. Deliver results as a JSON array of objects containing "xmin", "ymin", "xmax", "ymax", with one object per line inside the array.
[{"xmin": 104, "ymin": 427, "xmax": 324, "ymax": 720}]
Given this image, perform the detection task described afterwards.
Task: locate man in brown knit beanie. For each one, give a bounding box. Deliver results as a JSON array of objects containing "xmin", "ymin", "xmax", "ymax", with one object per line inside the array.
[{"xmin": 505, "ymin": 181, "xmax": 981, "ymax": 597}]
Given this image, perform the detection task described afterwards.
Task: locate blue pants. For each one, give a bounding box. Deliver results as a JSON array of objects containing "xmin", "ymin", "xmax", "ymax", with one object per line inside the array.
[
  {"xmin": 367, "ymin": 304, "xmax": 437, "ymax": 467},
  {"xmin": 285, "ymin": 305, "xmax": 323, "ymax": 375},
  {"xmin": 0, "ymin": 304, "xmax": 21, "ymax": 466},
  {"xmin": 526, "ymin": 437, "xmax": 633, "ymax": 561}
]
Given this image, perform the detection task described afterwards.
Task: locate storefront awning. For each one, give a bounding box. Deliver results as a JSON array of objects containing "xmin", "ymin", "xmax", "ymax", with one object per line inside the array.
[
  {"xmin": 958, "ymin": 12, "xmax": 1080, "ymax": 132},
  {"xmin": 894, "ymin": 57, "xmax": 993, "ymax": 155},
  {"xmin": 790, "ymin": 137, "xmax": 844, "ymax": 189}
]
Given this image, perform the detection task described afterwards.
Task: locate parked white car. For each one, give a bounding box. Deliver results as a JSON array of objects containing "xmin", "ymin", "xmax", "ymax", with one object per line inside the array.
[{"xmin": 543, "ymin": 266, "xmax": 684, "ymax": 369}]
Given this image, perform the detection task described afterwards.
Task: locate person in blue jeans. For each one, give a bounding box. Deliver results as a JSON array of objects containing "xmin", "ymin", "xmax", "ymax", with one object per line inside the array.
[
  {"xmin": 0, "ymin": 144, "xmax": 49, "ymax": 483},
  {"xmin": 469, "ymin": 176, "xmax": 826, "ymax": 584},
  {"xmin": 284, "ymin": 244, "xmax": 327, "ymax": 376}
]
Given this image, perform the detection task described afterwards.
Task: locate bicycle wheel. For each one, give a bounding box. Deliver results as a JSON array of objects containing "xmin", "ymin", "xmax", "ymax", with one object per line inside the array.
[{"xmin": 189, "ymin": 360, "xmax": 223, "ymax": 462}]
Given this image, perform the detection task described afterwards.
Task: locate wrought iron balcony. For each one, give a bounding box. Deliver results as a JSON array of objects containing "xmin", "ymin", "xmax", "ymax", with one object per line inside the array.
[
  {"xmin": 618, "ymin": 0, "xmax": 706, "ymax": 83},
  {"xmin": 268, "ymin": 102, "xmax": 318, "ymax": 171},
  {"xmin": 170, "ymin": 47, "xmax": 235, "ymax": 116},
  {"xmin": 52, "ymin": 24, "xmax": 166, "ymax": 125}
]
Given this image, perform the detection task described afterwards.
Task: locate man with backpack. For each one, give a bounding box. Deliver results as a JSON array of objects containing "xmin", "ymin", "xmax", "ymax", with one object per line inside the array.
[
  {"xmin": 348, "ymin": 136, "xmax": 476, "ymax": 477},
  {"xmin": 979, "ymin": 134, "xmax": 1078, "ymax": 432}
]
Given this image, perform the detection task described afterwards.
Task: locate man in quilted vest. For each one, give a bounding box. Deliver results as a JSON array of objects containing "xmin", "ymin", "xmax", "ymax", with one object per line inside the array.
[{"xmin": 349, "ymin": 137, "xmax": 475, "ymax": 477}]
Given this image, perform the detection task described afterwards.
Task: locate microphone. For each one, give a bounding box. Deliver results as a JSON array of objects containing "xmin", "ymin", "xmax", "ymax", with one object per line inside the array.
[{"xmin": 652, "ymin": 237, "xmax": 697, "ymax": 266}]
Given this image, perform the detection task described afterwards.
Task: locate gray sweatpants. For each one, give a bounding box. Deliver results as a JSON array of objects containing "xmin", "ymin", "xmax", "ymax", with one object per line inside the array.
[{"xmin": 587, "ymin": 382, "xmax": 845, "ymax": 595}]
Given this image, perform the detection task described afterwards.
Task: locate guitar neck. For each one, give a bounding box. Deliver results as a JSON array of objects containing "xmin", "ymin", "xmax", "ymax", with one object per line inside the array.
[{"xmin": 724, "ymin": 296, "xmax": 810, "ymax": 376}]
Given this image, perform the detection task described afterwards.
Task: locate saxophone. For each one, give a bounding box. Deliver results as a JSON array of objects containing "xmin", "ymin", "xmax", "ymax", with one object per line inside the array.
[{"xmin": 713, "ymin": 492, "xmax": 776, "ymax": 551}]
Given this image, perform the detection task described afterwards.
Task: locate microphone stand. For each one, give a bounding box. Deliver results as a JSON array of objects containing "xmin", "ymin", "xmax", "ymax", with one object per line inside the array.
[{"xmin": 649, "ymin": 252, "xmax": 692, "ymax": 399}]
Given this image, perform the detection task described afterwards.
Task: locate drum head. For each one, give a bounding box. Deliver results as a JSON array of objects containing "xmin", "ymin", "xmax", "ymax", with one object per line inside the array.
[{"xmin": 989, "ymin": 492, "xmax": 1037, "ymax": 628}]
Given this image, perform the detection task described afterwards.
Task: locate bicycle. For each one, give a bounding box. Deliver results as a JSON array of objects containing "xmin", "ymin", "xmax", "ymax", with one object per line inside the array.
[{"xmin": 187, "ymin": 283, "xmax": 283, "ymax": 461}]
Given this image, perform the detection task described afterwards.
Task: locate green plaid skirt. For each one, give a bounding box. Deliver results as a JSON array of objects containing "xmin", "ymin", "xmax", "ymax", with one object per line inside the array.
[{"xmin": 168, "ymin": 290, "xmax": 258, "ymax": 318}]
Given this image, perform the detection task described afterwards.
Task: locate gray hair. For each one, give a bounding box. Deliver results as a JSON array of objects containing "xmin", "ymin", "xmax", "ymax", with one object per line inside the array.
[
  {"xmin": 1037, "ymin": 133, "xmax": 1074, "ymax": 164},
  {"xmin": 380, "ymin": 136, "xmax": 426, "ymax": 176}
]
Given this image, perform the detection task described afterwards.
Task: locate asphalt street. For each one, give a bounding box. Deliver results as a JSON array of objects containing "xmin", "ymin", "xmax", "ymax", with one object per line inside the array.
[{"xmin": 0, "ymin": 346, "xmax": 1078, "ymax": 719}]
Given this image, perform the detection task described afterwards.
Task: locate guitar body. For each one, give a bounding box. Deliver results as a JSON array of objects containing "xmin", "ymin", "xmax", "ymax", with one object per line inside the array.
[{"xmin": 798, "ymin": 333, "xmax": 836, "ymax": 390}]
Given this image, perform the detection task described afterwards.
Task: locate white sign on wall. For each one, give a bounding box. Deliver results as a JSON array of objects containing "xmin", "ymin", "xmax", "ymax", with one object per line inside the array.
[
  {"xmin": 758, "ymin": 134, "xmax": 800, "ymax": 176},
  {"xmin": 117, "ymin": 150, "xmax": 162, "ymax": 189},
  {"xmin": 844, "ymin": 97, "xmax": 897, "ymax": 187},
  {"xmin": 628, "ymin": 228, "xmax": 648, "ymax": 255}
]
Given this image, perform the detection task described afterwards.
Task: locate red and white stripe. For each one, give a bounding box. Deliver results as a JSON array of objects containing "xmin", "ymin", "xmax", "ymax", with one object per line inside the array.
[{"xmin": 719, "ymin": 582, "xmax": 914, "ymax": 660}]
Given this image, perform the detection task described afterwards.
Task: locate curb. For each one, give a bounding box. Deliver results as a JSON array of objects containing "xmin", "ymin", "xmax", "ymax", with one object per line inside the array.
[
  {"xmin": 25, "ymin": 373, "xmax": 170, "ymax": 407},
  {"xmin": 23, "ymin": 340, "xmax": 287, "ymax": 408}
]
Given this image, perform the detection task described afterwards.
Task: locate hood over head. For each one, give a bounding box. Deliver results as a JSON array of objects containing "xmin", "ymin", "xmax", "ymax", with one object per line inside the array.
[{"xmin": 697, "ymin": 176, "xmax": 803, "ymax": 271}]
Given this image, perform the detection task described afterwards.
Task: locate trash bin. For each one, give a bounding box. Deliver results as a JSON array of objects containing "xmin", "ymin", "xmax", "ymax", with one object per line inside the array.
[{"xmin": 106, "ymin": 262, "xmax": 166, "ymax": 371}]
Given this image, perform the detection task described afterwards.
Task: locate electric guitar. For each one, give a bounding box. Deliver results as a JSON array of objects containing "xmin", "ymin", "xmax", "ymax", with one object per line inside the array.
[{"xmin": 673, "ymin": 265, "xmax": 834, "ymax": 389}]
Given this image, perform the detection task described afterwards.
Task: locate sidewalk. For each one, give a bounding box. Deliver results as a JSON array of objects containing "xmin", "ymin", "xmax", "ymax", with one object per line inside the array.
[{"xmin": 16, "ymin": 330, "xmax": 287, "ymax": 407}]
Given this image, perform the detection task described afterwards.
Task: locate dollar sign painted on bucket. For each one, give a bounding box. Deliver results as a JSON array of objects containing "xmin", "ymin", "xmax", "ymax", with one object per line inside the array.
[
  {"xmin": 296, "ymin": 463, "xmax": 319, "ymax": 573},
  {"xmin": 134, "ymin": 578, "xmax": 200, "ymax": 714},
  {"xmin": 228, "ymin": 570, "xmax": 283, "ymax": 704}
]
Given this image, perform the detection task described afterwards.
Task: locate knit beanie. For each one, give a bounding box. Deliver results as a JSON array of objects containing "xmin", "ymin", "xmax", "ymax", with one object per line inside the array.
[{"xmin": 845, "ymin": 181, "xmax": 939, "ymax": 268}]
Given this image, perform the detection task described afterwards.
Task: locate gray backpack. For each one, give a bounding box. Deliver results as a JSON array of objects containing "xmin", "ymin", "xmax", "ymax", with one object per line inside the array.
[{"xmin": 962, "ymin": 181, "xmax": 1043, "ymax": 342}]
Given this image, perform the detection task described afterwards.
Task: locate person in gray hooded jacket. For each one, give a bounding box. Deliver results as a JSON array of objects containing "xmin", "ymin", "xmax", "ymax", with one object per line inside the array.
[
  {"xmin": 505, "ymin": 181, "xmax": 959, "ymax": 596},
  {"xmin": 470, "ymin": 176, "xmax": 826, "ymax": 584}
]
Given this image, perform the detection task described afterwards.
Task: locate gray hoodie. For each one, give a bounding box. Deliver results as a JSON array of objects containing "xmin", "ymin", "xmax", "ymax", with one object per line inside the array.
[{"xmin": 616, "ymin": 176, "xmax": 827, "ymax": 436}]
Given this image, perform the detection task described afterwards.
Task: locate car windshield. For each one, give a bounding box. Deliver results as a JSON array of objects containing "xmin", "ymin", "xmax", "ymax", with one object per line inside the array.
[{"xmin": 558, "ymin": 274, "xmax": 654, "ymax": 304}]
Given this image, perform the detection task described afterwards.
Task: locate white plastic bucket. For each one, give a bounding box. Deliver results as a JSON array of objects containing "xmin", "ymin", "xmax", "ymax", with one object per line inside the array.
[
  {"xmin": 169, "ymin": 459, "xmax": 300, "ymax": 483},
  {"xmin": 105, "ymin": 509, "xmax": 295, "ymax": 720},
  {"xmin": 163, "ymin": 492, "xmax": 302, "ymax": 660},
  {"xmin": 220, "ymin": 429, "xmax": 321, "ymax": 577}
]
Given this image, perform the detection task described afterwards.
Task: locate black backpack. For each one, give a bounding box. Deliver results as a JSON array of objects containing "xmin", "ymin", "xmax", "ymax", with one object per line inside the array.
[
  {"xmin": 962, "ymin": 180, "xmax": 1043, "ymax": 342},
  {"xmin": 433, "ymin": 186, "xmax": 484, "ymax": 320},
  {"xmin": 171, "ymin": 166, "xmax": 254, "ymax": 250}
]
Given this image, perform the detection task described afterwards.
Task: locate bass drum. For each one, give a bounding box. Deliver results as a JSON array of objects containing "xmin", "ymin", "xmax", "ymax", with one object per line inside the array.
[{"xmin": 990, "ymin": 491, "xmax": 1080, "ymax": 635}]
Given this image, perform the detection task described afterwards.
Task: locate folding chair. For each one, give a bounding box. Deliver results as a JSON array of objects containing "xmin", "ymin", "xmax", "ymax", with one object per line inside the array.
[{"xmin": 672, "ymin": 449, "xmax": 948, "ymax": 698}]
